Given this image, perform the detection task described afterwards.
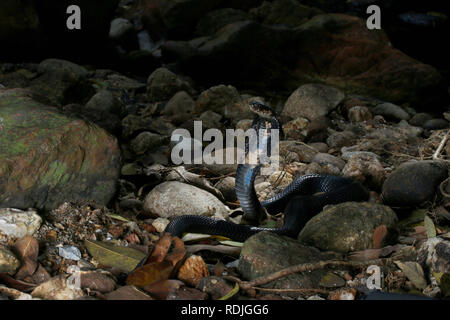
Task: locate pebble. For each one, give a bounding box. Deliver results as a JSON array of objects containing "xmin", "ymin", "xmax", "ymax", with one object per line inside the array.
[
  {"xmin": 342, "ymin": 152, "xmax": 386, "ymax": 189},
  {"xmin": 149, "ymin": 218, "xmax": 168, "ymax": 234},
  {"xmin": 409, "ymin": 112, "xmax": 433, "ymax": 127},
  {"xmin": 58, "ymin": 246, "xmax": 82, "ymax": 261},
  {"xmin": 423, "ymin": 118, "xmax": 449, "ymax": 130},
  {"xmin": 326, "ymin": 131, "xmax": 356, "ymax": 149},
  {"xmin": 0, "ymin": 208, "xmax": 42, "ymax": 243},
  {"xmin": 372, "ymin": 102, "xmax": 410, "ymax": 121},
  {"xmin": 311, "ymin": 153, "xmax": 345, "ymax": 170}
]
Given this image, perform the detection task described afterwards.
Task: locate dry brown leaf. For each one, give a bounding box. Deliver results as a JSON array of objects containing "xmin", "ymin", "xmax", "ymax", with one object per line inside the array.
[
  {"xmin": 104, "ymin": 285, "xmax": 153, "ymax": 300},
  {"xmin": 0, "ymin": 272, "xmax": 37, "ymax": 292},
  {"xmin": 12, "ymin": 236, "xmax": 39, "ymax": 280},
  {"xmin": 144, "ymin": 233, "xmax": 172, "ymax": 264},
  {"xmin": 373, "ymin": 225, "xmax": 388, "ymax": 249},
  {"xmin": 126, "ymin": 260, "xmax": 173, "ymax": 287},
  {"xmin": 126, "ymin": 235, "xmax": 187, "ymax": 288}
]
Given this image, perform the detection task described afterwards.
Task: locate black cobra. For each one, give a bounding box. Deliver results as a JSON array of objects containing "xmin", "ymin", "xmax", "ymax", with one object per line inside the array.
[{"xmin": 164, "ymin": 102, "xmax": 369, "ymax": 242}]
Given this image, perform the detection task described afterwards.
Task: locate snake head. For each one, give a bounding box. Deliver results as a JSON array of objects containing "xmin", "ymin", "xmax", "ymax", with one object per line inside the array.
[{"xmin": 249, "ymin": 101, "xmax": 276, "ymax": 120}]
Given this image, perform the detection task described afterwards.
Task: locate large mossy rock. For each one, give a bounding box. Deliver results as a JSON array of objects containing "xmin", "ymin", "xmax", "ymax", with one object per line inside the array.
[
  {"xmin": 0, "ymin": 88, "xmax": 121, "ymax": 211},
  {"xmin": 297, "ymin": 202, "xmax": 399, "ymax": 253},
  {"xmin": 238, "ymin": 231, "xmax": 342, "ymax": 289}
]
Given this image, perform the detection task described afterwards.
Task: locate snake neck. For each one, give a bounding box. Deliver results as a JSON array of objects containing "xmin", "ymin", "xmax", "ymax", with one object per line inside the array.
[{"xmin": 235, "ymin": 163, "xmax": 267, "ymax": 226}]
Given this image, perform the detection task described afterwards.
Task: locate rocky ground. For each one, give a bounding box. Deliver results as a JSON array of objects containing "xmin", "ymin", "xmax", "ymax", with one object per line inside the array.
[{"xmin": 0, "ymin": 0, "xmax": 449, "ymax": 300}]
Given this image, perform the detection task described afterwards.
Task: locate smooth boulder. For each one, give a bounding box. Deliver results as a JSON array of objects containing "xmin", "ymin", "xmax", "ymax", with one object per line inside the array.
[
  {"xmin": 0, "ymin": 88, "xmax": 121, "ymax": 211},
  {"xmin": 382, "ymin": 161, "xmax": 448, "ymax": 207},
  {"xmin": 297, "ymin": 202, "xmax": 398, "ymax": 253}
]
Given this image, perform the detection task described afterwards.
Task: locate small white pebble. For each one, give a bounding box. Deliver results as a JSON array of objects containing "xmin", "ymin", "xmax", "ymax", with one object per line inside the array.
[
  {"xmin": 58, "ymin": 246, "xmax": 82, "ymax": 261},
  {"xmin": 152, "ymin": 217, "xmax": 170, "ymax": 233}
]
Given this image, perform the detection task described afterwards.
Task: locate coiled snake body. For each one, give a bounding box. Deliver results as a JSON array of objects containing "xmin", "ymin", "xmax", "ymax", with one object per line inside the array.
[{"xmin": 165, "ymin": 102, "xmax": 369, "ymax": 242}]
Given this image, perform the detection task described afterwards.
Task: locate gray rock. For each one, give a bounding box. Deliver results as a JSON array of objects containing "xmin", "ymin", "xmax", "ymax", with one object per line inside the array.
[
  {"xmin": 326, "ymin": 131, "xmax": 356, "ymax": 149},
  {"xmin": 215, "ymin": 177, "xmax": 237, "ymax": 202},
  {"xmin": 308, "ymin": 142, "xmax": 329, "ymax": 153},
  {"xmin": 280, "ymin": 141, "xmax": 318, "ymax": 163},
  {"xmin": 147, "ymin": 68, "xmax": 195, "ymax": 102},
  {"xmin": 282, "ymin": 84, "xmax": 345, "ymax": 121},
  {"xmin": 109, "ymin": 18, "xmax": 134, "ymax": 41},
  {"xmin": 423, "ymin": 118, "xmax": 449, "ymax": 130},
  {"xmin": 130, "ymin": 131, "xmax": 166, "ymax": 155},
  {"xmin": 372, "ymin": 102, "xmax": 410, "ymax": 121},
  {"xmin": 85, "ymin": 90, "xmax": 121, "ymax": 115},
  {"xmin": 409, "ymin": 113, "xmax": 433, "ymax": 127},
  {"xmin": 143, "ymin": 181, "xmax": 229, "ymax": 219},
  {"xmin": 283, "ymin": 117, "xmax": 309, "ymax": 141},
  {"xmin": 382, "ymin": 161, "xmax": 448, "ymax": 207},
  {"xmin": 37, "ymin": 59, "xmax": 88, "ymax": 79},
  {"xmin": 198, "ymin": 110, "xmax": 223, "ymax": 129},
  {"xmin": 298, "ymin": 202, "xmax": 398, "ymax": 253},
  {"xmin": 29, "ymin": 59, "xmax": 91, "ymax": 106},
  {"xmin": 311, "ymin": 153, "xmax": 345, "ymax": 170},
  {"xmin": 163, "ymin": 91, "xmax": 195, "ymax": 116},
  {"xmin": 342, "ymin": 152, "xmax": 385, "ymax": 189},
  {"xmin": 195, "ymin": 85, "xmax": 241, "ymax": 115},
  {"xmin": 397, "ymin": 120, "xmax": 423, "ymax": 137},
  {"xmin": 238, "ymin": 232, "xmax": 342, "ymax": 289}
]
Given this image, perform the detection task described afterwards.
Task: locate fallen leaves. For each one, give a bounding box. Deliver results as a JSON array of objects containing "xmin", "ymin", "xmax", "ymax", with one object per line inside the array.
[
  {"xmin": 84, "ymin": 240, "xmax": 147, "ymax": 273},
  {"xmin": 126, "ymin": 234, "xmax": 187, "ymax": 289},
  {"xmin": 424, "ymin": 216, "xmax": 437, "ymax": 239},
  {"xmin": 12, "ymin": 236, "xmax": 39, "ymax": 280},
  {"xmin": 394, "ymin": 261, "xmax": 427, "ymax": 290}
]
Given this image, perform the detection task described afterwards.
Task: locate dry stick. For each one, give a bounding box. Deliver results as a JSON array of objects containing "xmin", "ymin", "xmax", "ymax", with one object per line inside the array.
[
  {"xmin": 432, "ymin": 130, "xmax": 450, "ymax": 160},
  {"xmin": 224, "ymin": 257, "xmax": 399, "ymax": 291}
]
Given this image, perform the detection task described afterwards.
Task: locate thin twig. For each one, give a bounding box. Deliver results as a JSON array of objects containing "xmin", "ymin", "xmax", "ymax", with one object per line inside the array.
[
  {"xmin": 224, "ymin": 257, "xmax": 400, "ymax": 290},
  {"xmin": 433, "ymin": 130, "xmax": 450, "ymax": 160}
]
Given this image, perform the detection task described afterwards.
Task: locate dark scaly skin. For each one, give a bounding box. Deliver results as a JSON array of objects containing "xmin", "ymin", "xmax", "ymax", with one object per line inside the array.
[{"xmin": 164, "ymin": 102, "xmax": 369, "ymax": 241}]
